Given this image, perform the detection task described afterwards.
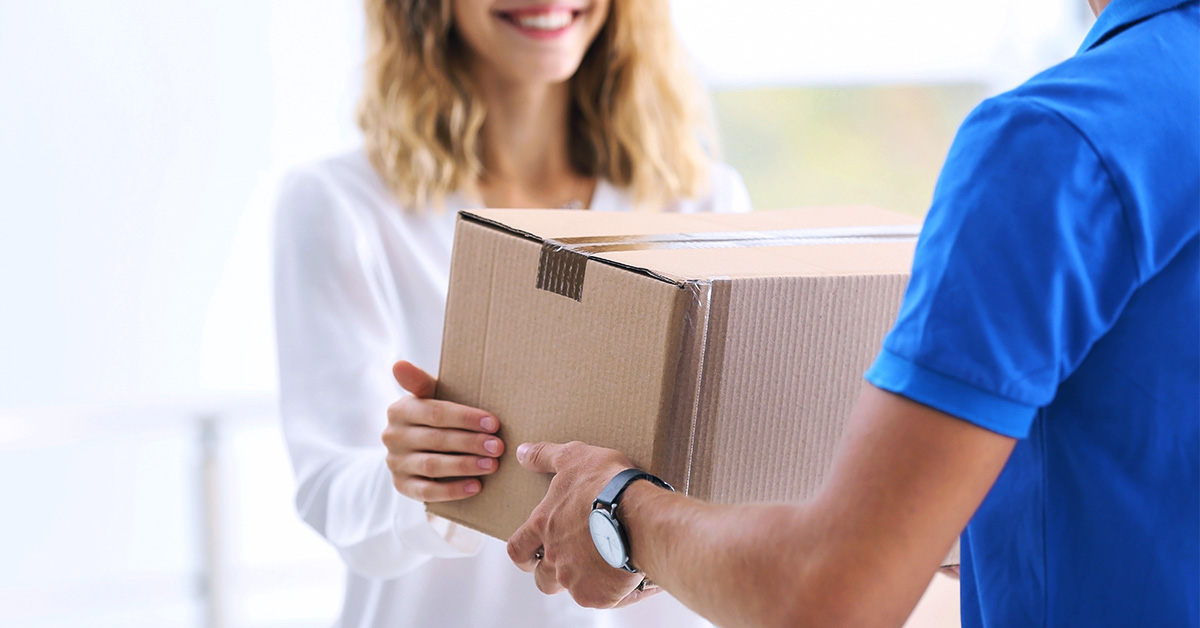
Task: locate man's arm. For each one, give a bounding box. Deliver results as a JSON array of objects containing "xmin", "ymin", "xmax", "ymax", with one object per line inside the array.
[{"xmin": 508, "ymin": 384, "xmax": 1015, "ymax": 628}]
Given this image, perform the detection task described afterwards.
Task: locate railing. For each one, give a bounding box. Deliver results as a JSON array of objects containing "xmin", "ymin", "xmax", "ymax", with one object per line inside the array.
[{"xmin": 0, "ymin": 394, "xmax": 343, "ymax": 628}]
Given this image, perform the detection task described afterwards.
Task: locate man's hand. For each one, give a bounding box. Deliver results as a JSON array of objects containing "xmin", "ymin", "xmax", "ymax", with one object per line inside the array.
[
  {"xmin": 507, "ymin": 441, "xmax": 661, "ymax": 608},
  {"xmin": 381, "ymin": 361, "xmax": 504, "ymax": 502},
  {"xmin": 506, "ymin": 385, "xmax": 1013, "ymax": 628}
]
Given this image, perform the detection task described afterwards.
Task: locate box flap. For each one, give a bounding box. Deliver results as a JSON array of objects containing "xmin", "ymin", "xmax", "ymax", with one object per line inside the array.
[
  {"xmin": 463, "ymin": 207, "xmax": 920, "ymax": 293},
  {"xmin": 464, "ymin": 206, "xmax": 919, "ymax": 239}
]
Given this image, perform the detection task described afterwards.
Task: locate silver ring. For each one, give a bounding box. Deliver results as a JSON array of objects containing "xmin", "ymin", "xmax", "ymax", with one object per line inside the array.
[{"xmin": 533, "ymin": 547, "xmax": 544, "ymax": 561}]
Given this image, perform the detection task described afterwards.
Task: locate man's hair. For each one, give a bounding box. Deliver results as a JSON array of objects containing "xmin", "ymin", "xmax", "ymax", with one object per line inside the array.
[{"xmin": 357, "ymin": 0, "xmax": 716, "ymax": 210}]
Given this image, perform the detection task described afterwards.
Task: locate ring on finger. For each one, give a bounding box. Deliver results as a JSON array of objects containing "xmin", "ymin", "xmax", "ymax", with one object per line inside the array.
[{"xmin": 534, "ymin": 547, "xmax": 544, "ymax": 561}]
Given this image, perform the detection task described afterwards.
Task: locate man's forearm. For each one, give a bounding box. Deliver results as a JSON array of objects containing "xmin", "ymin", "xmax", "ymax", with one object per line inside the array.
[
  {"xmin": 616, "ymin": 386, "xmax": 1012, "ymax": 627},
  {"xmin": 622, "ymin": 485, "xmax": 905, "ymax": 628},
  {"xmin": 509, "ymin": 385, "xmax": 1013, "ymax": 625}
]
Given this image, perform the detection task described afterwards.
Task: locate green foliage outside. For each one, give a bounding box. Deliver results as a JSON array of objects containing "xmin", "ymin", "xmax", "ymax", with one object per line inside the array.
[{"xmin": 713, "ymin": 85, "xmax": 988, "ymax": 217}]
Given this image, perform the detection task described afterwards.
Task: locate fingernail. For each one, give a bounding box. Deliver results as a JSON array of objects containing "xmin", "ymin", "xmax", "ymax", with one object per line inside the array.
[
  {"xmin": 480, "ymin": 416, "xmax": 498, "ymax": 432},
  {"xmin": 464, "ymin": 481, "xmax": 480, "ymax": 495},
  {"xmin": 517, "ymin": 443, "xmax": 529, "ymax": 461},
  {"xmin": 477, "ymin": 457, "xmax": 495, "ymax": 470},
  {"xmin": 484, "ymin": 438, "xmax": 500, "ymax": 455}
]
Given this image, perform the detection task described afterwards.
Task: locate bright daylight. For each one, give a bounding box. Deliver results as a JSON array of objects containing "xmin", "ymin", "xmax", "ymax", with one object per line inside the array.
[{"xmin": 1, "ymin": 0, "xmax": 1194, "ymax": 627}]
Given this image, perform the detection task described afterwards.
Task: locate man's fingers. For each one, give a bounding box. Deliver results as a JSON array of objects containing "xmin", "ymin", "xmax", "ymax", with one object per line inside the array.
[
  {"xmin": 614, "ymin": 584, "xmax": 662, "ymax": 608},
  {"xmin": 392, "ymin": 360, "xmax": 437, "ymax": 398},
  {"xmin": 534, "ymin": 560, "xmax": 563, "ymax": 595},
  {"xmin": 507, "ymin": 519, "xmax": 545, "ymax": 572},
  {"xmin": 516, "ymin": 441, "xmax": 565, "ymax": 474}
]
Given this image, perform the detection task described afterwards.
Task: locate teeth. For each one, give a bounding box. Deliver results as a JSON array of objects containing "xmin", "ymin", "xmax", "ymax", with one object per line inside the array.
[{"xmin": 515, "ymin": 10, "xmax": 573, "ymax": 31}]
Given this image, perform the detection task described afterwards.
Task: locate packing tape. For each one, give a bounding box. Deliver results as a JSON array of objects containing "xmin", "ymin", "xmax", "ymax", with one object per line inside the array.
[
  {"xmin": 658, "ymin": 278, "xmax": 732, "ymax": 497},
  {"xmin": 536, "ymin": 224, "xmax": 922, "ymax": 301}
]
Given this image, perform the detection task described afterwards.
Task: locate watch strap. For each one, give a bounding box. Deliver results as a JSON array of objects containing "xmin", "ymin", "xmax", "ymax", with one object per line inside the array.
[{"xmin": 594, "ymin": 468, "xmax": 674, "ymax": 511}]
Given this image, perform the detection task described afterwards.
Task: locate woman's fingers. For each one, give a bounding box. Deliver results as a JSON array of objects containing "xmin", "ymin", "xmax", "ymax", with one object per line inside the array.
[
  {"xmin": 383, "ymin": 435, "xmax": 500, "ymax": 501},
  {"xmin": 396, "ymin": 425, "xmax": 503, "ymax": 458},
  {"xmin": 388, "ymin": 396, "xmax": 499, "ymax": 434},
  {"xmin": 389, "ymin": 451, "xmax": 499, "ymax": 479},
  {"xmin": 392, "ymin": 360, "xmax": 437, "ymax": 398},
  {"xmin": 392, "ymin": 476, "xmax": 483, "ymax": 503},
  {"xmin": 383, "ymin": 366, "xmax": 504, "ymax": 502}
]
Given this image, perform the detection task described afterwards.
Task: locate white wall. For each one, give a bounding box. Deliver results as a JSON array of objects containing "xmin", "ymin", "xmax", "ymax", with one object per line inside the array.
[
  {"xmin": 0, "ymin": 0, "xmax": 364, "ymax": 409},
  {"xmin": 673, "ymin": 0, "xmax": 1090, "ymax": 88},
  {"xmin": 0, "ymin": 2, "xmax": 365, "ymax": 625}
]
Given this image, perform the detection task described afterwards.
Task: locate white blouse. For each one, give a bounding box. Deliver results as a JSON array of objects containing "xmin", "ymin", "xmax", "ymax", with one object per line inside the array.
[{"xmin": 273, "ymin": 149, "xmax": 753, "ymax": 628}]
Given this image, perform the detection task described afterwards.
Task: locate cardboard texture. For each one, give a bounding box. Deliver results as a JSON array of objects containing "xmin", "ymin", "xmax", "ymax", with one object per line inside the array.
[{"xmin": 432, "ymin": 207, "xmax": 960, "ymax": 567}]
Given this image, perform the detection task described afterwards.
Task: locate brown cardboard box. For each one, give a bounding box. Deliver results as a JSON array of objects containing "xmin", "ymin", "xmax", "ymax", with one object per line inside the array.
[{"xmin": 430, "ymin": 207, "xmax": 958, "ymax": 563}]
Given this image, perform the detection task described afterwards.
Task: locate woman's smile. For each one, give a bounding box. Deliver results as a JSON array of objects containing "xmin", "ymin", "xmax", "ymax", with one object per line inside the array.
[
  {"xmin": 487, "ymin": 4, "xmax": 580, "ymax": 38},
  {"xmin": 492, "ymin": 4, "xmax": 588, "ymax": 40}
]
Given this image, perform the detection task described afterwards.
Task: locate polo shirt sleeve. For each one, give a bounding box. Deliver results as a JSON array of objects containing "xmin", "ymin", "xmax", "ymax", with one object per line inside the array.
[{"xmin": 865, "ymin": 97, "xmax": 1140, "ymax": 438}]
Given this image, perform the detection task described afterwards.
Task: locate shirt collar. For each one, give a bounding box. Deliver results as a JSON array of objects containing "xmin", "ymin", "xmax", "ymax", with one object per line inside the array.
[
  {"xmin": 446, "ymin": 179, "xmax": 624, "ymax": 213},
  {"xmin": 1078, "ymin": 0, "xmax": 1196, "ymax": 53}
]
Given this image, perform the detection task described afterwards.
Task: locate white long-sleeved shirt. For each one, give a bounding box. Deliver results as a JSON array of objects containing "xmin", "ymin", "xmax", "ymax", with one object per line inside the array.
[{"xmin": 273, "ymin": 149, "xmax": 753, "ymax": 627}]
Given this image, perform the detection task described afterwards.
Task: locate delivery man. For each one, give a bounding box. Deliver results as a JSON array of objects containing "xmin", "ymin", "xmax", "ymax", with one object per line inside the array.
[{"xmin": 504, "ymin": 0, "xmax": 1199, "ymax": 626}]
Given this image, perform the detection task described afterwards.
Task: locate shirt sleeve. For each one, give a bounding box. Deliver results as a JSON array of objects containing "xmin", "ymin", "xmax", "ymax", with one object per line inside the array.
[
  {"xmin": 272, "ymin": 167, "xmax": 480, "ymax": 580},
  {"xmin": 866, "ymin": 97, "xmax": 1141, "ymax": 438}
]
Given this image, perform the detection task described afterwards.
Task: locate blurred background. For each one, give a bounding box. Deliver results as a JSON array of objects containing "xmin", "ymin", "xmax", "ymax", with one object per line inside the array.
[{"xmin": 0, "ymin": 1, "xmax": 1092, "ymax": 626}]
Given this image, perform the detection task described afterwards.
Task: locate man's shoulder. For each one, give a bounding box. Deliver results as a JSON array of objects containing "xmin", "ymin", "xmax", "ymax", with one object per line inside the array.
[
  {"xmin": 942, "ymin": 6, "xmax": 1199, "ymax": 282},
  {"xmin": 983, "ymin": 5, "xmax": 1199, "ymax": 233},
  {"xmin": 1010, "ymin": 2, "xmax": 1198, "ymax": 144}
]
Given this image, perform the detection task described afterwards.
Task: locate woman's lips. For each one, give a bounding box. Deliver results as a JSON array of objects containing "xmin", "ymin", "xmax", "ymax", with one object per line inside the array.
[{"xmin": 494, "ymin": 6, "xmax": 583, "ymax": 39}]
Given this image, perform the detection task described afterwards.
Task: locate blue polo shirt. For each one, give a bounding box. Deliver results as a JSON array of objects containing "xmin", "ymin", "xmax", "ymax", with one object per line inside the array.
[{"xmin": 865, "ymin": 1, "xmax": 1199, "ymax": 625}]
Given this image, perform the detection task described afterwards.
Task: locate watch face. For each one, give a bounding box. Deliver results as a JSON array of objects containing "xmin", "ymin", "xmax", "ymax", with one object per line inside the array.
[{"xmin": 588, "ymin": 510, "xmax": 628, "ymax": 569}]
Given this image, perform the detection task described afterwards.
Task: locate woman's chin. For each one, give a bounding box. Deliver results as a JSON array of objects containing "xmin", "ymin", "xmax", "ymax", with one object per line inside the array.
[{"xmin": 494, "ymin": 57, "xmax": 586, "ymax": 88}]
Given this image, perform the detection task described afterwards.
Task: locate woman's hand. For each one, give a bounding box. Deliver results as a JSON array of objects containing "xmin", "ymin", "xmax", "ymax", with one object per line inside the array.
[{"xmin": 383, "ymin": 361, "xmax": 504, "ymax": 502}]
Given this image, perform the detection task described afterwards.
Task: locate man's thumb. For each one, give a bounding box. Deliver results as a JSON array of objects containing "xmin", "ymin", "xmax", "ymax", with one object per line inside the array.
[{"xmin": 517, "ymin": 442, "xmax": 561, "ymax": 474}]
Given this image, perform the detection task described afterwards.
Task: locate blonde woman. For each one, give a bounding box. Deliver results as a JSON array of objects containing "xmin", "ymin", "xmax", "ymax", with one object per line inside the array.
[{"xmin": 273, "ymin": 1, "xmax": 751, "ymax": 626}]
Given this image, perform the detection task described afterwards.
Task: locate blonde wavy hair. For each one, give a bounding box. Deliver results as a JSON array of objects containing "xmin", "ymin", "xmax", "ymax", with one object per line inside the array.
[{"xmin": 357, "ymin": 0, "xmax": 716, "ymax": 210}]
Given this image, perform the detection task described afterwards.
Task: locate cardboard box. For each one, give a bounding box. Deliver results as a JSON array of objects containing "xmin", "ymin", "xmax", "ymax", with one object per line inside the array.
[{"xmin": 431, "ymin": 207, "xmax": 958, "ymax": 564}]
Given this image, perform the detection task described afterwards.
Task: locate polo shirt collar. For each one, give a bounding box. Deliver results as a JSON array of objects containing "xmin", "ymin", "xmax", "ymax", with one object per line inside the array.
[{"xmin": 1078, "ymin": 0, "xmax": 1196, "ymax": 52}]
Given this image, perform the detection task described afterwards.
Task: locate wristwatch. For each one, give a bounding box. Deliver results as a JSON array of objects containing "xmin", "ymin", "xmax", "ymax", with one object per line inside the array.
[{"xmin": 588, "ymin": 468, "xmax": 674, "ymax": 573}]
